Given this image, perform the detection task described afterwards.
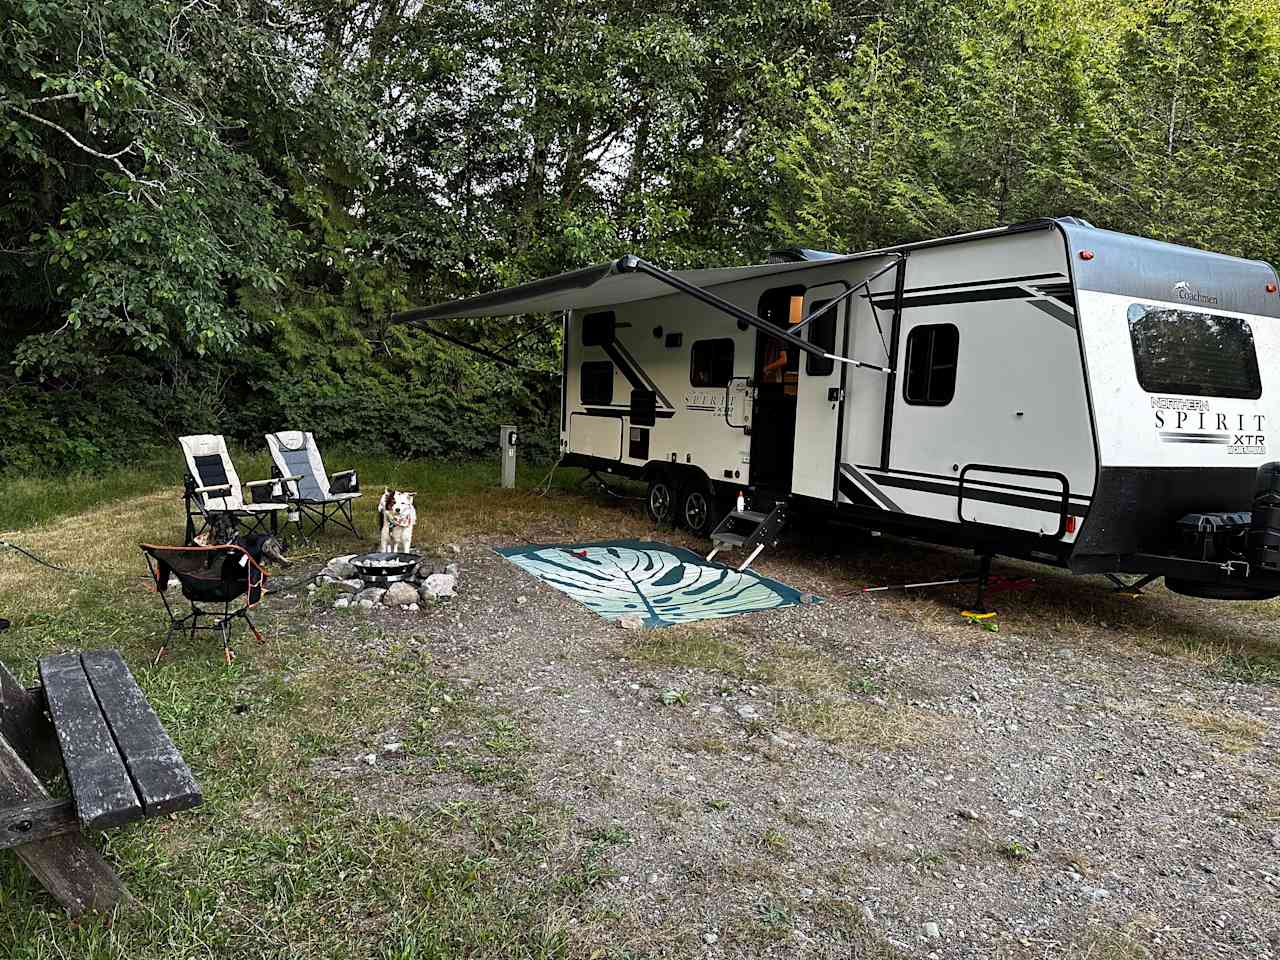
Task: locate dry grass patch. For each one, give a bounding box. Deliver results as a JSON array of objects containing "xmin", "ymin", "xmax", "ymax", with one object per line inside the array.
[
  {"xmin": 623, "ymin": 624, "xmax": 856, "ymax": 694},
  {"xmin": 1164, "ymin": 706, "xmax": 1268, "ymax": 754},
  {"xmin": 779, "ymin": 696, "xmax": 937, "ymax": 750},
  {"xmin": 624, "ymin": 624, "xmax": 751, "ymax": 674}
]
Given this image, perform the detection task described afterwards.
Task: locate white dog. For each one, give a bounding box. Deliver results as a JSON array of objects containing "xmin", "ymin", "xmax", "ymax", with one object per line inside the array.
[{"xmin": 378, "ymin": 488, "xmax": 417, "ymax": 553}]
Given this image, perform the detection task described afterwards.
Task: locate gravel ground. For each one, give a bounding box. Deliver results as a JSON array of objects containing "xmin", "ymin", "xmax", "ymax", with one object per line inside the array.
[{"xmin": 304, "ymin": 495, "xmax": 1280, "ymax": 960}]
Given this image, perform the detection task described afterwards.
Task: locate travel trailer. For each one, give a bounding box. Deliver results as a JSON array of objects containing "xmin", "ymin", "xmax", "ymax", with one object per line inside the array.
[{"xmin": 397, "ymin": 218, "xmax": 1280, "ymax": 602}]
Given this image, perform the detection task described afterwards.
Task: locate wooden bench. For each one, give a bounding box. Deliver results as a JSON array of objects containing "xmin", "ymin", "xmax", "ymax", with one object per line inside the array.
[{"xmin": 0, "ymin": 650, "xmax": 202, "ymax": 915}]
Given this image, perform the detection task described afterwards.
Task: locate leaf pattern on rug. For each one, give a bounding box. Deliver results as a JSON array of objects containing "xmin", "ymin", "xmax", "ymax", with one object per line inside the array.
[{"xmin": 496, "ymin": 540, "xmax": 817, "ymax": 627}]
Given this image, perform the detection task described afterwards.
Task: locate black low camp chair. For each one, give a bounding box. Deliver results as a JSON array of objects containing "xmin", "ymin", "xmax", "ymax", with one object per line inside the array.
[{"xmin": 142, "ymin": 543, "xmax": 267, "ymax": 666}]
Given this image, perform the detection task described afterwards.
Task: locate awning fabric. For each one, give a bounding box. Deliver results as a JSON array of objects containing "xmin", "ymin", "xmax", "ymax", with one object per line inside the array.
[{"xmin": 394, "ymin": 251, "xmax": 891, "ymax": 323}]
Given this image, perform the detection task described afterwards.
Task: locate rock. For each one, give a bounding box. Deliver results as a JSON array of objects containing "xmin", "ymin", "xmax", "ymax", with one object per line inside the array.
[
  {"xmin": 445, "ymin": 562, "xmax": 459, "ymax": 576},
  {"xmin": 1271, "ymin": 833, "xmax": 1280, "ymax": 850},
  {"xmin": 1084, "ymin": 886, "xmax": 1112, "ymax": 902},
  {"xmin": 324, "ymin": 559, "xmax": 357, "ymax": 580},
  {"xmin": 336, "ymin": 578, "xmax": 363, "ymax": 593},
  {"xmin": 408, "ymin": 603, "xmax": 419, "ymax": 611},
  {"xmin": 358, "ymin": 599, "xmax": 375, "ymax": 610},
  {"xmin": 703, "ymin": 933, "xmax": 718, "ymax": 945},
  {"xmin": 735, "ymin": 704, "xmax": 758, "ymax": 720},
  {"xmin": 334, "ymin": 597, "xmax": 350, "ymax": 609},
  {"xmin": 618, "ymin": 615, "xmax": 644, "ymax": 630},
  {"xmin": 446, "ymin": 543, "xmax": 460, "ymax": 556},
  {"xmin": 923, "ymin": 921, "xmax": 941, "ymax": 940},
  {"xmin": 420, "ymin": 573, "xmax": 456, "ymax": 600},
  {"xmin": 517, "ymin": 596, "xmax": 529, "ymax": 605},
  {"xmin": 383, "ymin": 581, "xmax": 419, "ymax": 606},
  {"xmin": 355, "ymin": 587, "xmax": 385, "ymax": 605},
  {"xmin": 382, "ymin": 741, "xmax": 404, "ymax": 754},
  {"xmin": 413, "ymin": 559, "xmax": 440, "ymax": 579},
  {"xmin": 316, "ymin": 575, "xmax": 336, "ymax": 585},
  {"xmin": 860, "ymin": 904, "xmax": 875, "ymax": 924},
  {"xmin": 957, "ymin": 808, "xmax": 982, "ymax": 822},
  {"xmin": 360, "ymin": 752, "xmax": 377, "ymax": 766}
]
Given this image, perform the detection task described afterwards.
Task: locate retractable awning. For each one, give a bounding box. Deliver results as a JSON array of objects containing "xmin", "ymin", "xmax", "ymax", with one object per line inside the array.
[
  {"xmin": 393, "ymin": 251, "xmax": 903, "ymax": 367},
  {"xmin": 394, "ymin": 251, "xmax": 892, "ymax": 323}
]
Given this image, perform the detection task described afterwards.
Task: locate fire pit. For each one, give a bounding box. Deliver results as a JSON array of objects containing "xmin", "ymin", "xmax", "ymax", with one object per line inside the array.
[{"xmin": 349, "ymin": 552, "xmax": 421, "ymax": 586}]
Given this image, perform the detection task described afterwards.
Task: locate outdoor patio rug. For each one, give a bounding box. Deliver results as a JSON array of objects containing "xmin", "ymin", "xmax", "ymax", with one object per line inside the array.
[{"xmin": 495, "ymin": 539, "xmax": 819, "ymax": 627}]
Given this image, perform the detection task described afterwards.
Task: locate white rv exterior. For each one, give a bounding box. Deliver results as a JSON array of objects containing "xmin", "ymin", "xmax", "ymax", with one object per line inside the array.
[{"xmin": 401, "ymin": 218, "xmax": 1280, "ymax": 599}]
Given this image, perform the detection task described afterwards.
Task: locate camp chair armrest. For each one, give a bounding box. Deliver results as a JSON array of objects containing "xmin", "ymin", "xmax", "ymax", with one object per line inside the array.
[
  {"xmin": 276, "ymin": 474, "xmax": 305, "ymax": 483},
  {"xmin": 194, "ymin": 483, "xmax": 233, "ymax": 495},
  {"xmin": 330, "ymin": 469, "xmax": 356, "ymax": 480},
  {"xmin": 243, "ymin": 479, "xmax": 279, "ymax": 489}
]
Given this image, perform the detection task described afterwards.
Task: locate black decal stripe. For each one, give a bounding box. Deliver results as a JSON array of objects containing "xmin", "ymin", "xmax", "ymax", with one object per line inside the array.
[
  {"xmin": 839, "ymin": 463, "xmax": 902, "ymax": 512},
  {"xmin": 837, "ymin": 473, "xmax": 879, "ymax": 509},
  {"xmin": 871, "ymin": 287, "xmax": 1032, "ymax": 311},
  {"xmin": 581, "ymin": 407, "xmax": 675, "ymax": 420},
  {"xmin": 877, "ymin": 272, "xmax": 1064, "ymax": 298},
  {"xmin": 874, "ymin": 473, "xmax": 1081, "ymax": 516},
  {"xmin": 857, "ymin": 465, "xmax": 1092, "ymax": 504},
  {"xmin": 604, "ymin": 341, "xmax": 673, "ymax": 410},
  {"xmin": 1028, "ymin": 299, "xmax": 1078, "ymax": 329}
]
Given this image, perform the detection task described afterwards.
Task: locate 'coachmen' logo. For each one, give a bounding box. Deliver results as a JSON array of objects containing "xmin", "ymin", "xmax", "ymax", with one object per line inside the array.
[{"xmin": 1173, "ymin": 280, "xmax": 1220, "ymax": 307}]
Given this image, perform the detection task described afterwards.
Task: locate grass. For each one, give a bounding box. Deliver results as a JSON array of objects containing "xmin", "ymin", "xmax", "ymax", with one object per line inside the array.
[
  {"xmin": 0, "ymin": 455, "xmax": 608, "ymax": 959},
  {"xmin": 776, "ymin": 697, "xmax": 935, "ymax": 751},
  {"xmin": 0, "ymin": 447, "xmax": 179, "ymax": 531},
  {"xmin": 1164, "ymin": 706, "xmax": 1269, "ymax": 754},
  {"xmin": 3, "ymin": 451, "xmax": 1278, "ymax": 958},
  {"xmin": 622, "ymin": 623, "xmax": 856, "ymax": 693}
]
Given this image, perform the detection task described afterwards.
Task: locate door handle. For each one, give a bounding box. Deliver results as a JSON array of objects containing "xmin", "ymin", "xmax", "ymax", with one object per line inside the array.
[{"xmin": 827, "ymin": 387, "xmax": 844, "ymax": 403}]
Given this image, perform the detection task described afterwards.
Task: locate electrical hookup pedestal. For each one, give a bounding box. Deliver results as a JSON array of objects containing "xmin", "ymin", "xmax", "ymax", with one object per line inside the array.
[{"xmin": 500, "ymin": 424, "xmax": 518, "ymax": 489}]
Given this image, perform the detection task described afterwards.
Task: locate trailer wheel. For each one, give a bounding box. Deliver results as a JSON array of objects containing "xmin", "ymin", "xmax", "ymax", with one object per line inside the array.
[
  {"xmin": 646, "ymin": 476, "xmax": 676, "ymax": 525},
  {"xmin": 680, "ymin": 482, "xmax": 721, "ymax": 537}
]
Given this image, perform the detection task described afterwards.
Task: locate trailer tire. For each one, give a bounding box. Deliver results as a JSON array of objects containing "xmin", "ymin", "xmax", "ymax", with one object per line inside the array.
[
  {"xmin": 680, "ymin": 480, "xmax": 721, "ymax": 538},
  {"xmin": 646, "ymin": 475, "xmax": 676, "ymax": 525}
]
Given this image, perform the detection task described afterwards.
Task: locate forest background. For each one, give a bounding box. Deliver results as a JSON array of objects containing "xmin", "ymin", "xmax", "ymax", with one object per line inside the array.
[{"xmin": 3, "ymin": 0, "xmax": 1278, "ymax": 472}]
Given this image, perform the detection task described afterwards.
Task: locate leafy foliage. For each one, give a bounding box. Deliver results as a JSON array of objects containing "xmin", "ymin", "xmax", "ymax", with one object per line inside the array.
[{"xmin": 3, "ymin": 0, "xmax": 1280, "ymax": 473}]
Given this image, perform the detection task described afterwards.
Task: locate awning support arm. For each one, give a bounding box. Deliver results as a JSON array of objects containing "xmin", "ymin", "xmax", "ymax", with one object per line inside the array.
[
  {"xmin": 787, "ymin": 255, "xmax": 904, "ymax": 338},
  {"xmin": 398, "ymin": 321, "xmax": 523, "ymax": 369},
  {"xmin": 617, "ymin": 255, "xmax": 828, "ymax": 361}
]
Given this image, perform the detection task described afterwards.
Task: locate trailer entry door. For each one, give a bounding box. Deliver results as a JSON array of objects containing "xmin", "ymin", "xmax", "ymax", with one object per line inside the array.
[{"xmin": 791, "ymin": 284, "xmax": 848, "ymax": 500}]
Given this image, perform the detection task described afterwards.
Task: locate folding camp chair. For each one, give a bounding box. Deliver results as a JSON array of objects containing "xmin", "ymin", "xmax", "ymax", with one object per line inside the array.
[
  {"xmin": 142, "ymin": 542, "xmax": 267, "ymax": 665},
  {"xmin": 265, "ymin": 431, "xmax": 362, "ymax": 538},
  {"xmin": 179, "ymin": 434, "xmax": 294, "ymax": 544}
]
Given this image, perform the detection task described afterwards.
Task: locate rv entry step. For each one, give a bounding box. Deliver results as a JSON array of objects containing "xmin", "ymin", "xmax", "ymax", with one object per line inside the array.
[{"xmin": 707, "ymin": 502, "xmax": 788, "ymax": 572}]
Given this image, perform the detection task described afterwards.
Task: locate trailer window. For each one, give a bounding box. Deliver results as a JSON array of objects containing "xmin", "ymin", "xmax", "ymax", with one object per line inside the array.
[
  {"xmin": 580, "ymin": 361, "xmax": 614, "ymax": 405},
  {"xmin": 903, "ymin": 323, "xmax": 958, "ymax": 406},
  {"xmin": 690, "ymin": 339, "xmax": 734, "ymax": 387},
  {"xmin": 1128, "ymin": 304, "xmax": 1262, "ymax": 399},
  {"xmin": 806, "ymin": 299, "xmax": 836, "ymax": 376}
]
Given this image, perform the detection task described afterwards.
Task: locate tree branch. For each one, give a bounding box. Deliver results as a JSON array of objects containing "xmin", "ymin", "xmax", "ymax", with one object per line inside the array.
[{"xmin": 2, "ymin": 103, "xmax": 162, "ymax": 189}]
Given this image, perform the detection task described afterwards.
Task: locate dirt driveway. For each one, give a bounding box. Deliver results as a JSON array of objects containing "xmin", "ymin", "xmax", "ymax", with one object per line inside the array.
[{"xmin": 304, "ymin": 488, "xmax": 1280, "ymax": 960}]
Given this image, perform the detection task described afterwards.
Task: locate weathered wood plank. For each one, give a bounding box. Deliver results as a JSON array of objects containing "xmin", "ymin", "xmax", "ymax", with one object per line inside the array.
[
  {"xmin": 0, "ymin": 797, "xmax": 78, "ymax": 851},
  {"xmin": 38, "ymin": 654, "xmax": 142, "ymax": 829},
  {"xmin": 80, "ymin": 651, "xmax": 202, "ymax": 817},
  {"xmin": 0, "ymin": 663, "xmax": 61, "ymax": 781},
  {"xmin": 0, "ymin": 705, "xmax": 129, "ymax": 915}
]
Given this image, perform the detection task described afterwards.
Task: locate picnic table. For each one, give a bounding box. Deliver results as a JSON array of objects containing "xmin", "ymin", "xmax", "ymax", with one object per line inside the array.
[{"xmin": 0, "ymin": 650, "xmax": 202, "ymax": 915}]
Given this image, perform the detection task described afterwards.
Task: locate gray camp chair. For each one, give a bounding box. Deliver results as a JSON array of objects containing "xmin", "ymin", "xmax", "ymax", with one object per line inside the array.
[
  {"xmin": 265, "ymin": 431, "xmax": 362, "ymax": 538},
  {"xmin": 179, "ymin": 434, "xmax": 293, "ymax": 544}
]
